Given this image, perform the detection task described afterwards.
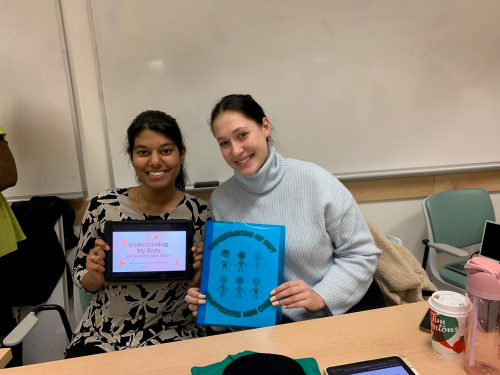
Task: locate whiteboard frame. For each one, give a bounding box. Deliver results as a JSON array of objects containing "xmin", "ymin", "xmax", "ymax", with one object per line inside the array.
[
  {"xmin": 54, "ymin": 0, "xmax": 88, "ymax": 200},
  {"xmin": 86, "ymin": 0, "xmax": 115, "ymax": 190},
  {"xmin": 331, "ymin": 161, "xmax": 500, "ymax": 182}
]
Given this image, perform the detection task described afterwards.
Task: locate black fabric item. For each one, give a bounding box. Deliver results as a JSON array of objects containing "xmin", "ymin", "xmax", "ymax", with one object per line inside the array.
[
  {"xmin": 8, "ymin": 196, "xmax": 78, "ymax": 306},
  {"xmin": 64, "ymin": 342, "xmax": 107, "ymax": 359},
  {"xmin": 280, "ymin": 315, "xmax": 295, "ymax": 324},
  {"xmin": 11, "ymin": 196, "xmax": 78, "ymax": 250},
  {"xmin": 345, "ymin": 278, "xmax": 387, "ymax": 314},
  {"xmin": 422, "ymin": 289, "xmax": 434, "ymax": 297},
  {"xmin": 222, "ymin": 353, "xmax": 307, "ymax": 375},
  {"xmin": 206, "ymin": 326, "xmax": 231, "ymax": 336}
]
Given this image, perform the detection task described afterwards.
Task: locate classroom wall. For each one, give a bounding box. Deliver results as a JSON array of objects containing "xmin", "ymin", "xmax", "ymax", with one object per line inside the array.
[{"xmin": 60, "ymin": 0, "xmax": 500, "ymax": 263}]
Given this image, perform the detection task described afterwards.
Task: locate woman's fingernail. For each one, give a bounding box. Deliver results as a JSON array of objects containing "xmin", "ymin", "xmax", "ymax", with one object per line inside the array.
[
  {"xmin": 272, "ymin": 301, "xmax": 279, "ymax": 306},
  {"xmin": 270, "ymin": 290, "xmax": 275, "ymax": 295},
  {"xmin": 105, "ymin": 246, "xmax": 110, "ymax": 250},
  {"xmin": 269, "ymin": 296, "xmax": 276, "ymax": 302},
  {"xmin": 199, "ymin": 300, "xmax": 206, "ymax": 304},
  {"xmin": 198, "ymin": 294, "xmax": 206, "ymax": 298},
  {"xmin": 281, "ymin": 305, "xmax": 287, "ymax": 309}
]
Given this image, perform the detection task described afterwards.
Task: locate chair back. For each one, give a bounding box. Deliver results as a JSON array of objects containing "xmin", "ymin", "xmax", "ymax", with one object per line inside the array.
[{"xmin": 423, "ymin": 188, "xmax": 495, "ymax": 248}]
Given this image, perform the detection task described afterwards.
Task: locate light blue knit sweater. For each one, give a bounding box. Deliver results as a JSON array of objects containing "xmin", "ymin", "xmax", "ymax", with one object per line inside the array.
[{"xmin": 210, "ymin": 145, "xmax": 381, "ymax": 322}]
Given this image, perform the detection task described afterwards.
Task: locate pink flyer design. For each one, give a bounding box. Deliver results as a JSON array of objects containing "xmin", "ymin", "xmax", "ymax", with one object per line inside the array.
[{"xmin": 112, "ymin": 231, "xmax": 186, "ymax": 273}]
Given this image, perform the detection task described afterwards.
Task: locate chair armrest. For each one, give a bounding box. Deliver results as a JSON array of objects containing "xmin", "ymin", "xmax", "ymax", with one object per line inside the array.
[
  {"xmin": 2, "ymin": 312, "xmax": 38, "ymax": 347},
  {"xmin": 427, "ymin": 242, "xmax": 468, "ymax": 258},
  {"xmin": 2, "ymin": 304, "xmax": 72, "ymax": 347}
]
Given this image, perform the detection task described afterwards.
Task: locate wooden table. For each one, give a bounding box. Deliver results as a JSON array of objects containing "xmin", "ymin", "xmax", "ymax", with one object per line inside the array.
[
  {"xmin": 2, "ymin": 301, "xmax": 465, "ymax": 374},
  {"xmin": 0, "ymin": 349, "xmax": 12, "ymax": 369}
]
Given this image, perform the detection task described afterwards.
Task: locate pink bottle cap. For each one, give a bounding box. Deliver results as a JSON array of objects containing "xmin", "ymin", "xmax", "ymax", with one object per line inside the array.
[{"xmin": 465, "ymin": 257, "xmax": 500, "ymax": 300}]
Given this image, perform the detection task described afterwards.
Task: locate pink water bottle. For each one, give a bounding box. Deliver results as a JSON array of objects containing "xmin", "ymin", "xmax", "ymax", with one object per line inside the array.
[{"xmin": 463, "ymin": 257, "xmax": 500, "ymax": 375}]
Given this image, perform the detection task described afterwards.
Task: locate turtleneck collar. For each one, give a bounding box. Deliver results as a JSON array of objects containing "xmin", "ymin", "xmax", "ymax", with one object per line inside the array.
[{"xmin": 233, "ymin": 145, "xmax": 286, "ymax": 194}]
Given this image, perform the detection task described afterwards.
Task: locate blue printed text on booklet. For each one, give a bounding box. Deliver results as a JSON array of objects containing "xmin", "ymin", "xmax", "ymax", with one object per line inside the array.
[{"xmin": 197, "ymin": 220, "xmax": 286, "ymax": 329}]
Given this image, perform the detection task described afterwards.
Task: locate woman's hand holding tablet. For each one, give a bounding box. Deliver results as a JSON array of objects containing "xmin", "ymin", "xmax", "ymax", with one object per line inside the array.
[{"xmin": 83, "ymin": 239, "xmax": 110, "ymax": 292}]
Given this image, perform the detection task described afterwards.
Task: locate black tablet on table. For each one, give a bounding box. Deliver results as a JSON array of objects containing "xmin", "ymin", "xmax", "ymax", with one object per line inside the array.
[
  {"xmin": 103, "ymin": 220, "xmax": 194, "ymax": 283},
  {"xmin": 324, "ymin": 355, "xmax": 419, "ymax": 375}
]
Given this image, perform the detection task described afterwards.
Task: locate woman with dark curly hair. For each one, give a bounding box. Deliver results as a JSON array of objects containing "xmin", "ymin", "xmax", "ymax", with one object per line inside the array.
[{"xmin": 66, "ymin": 110, "xmax": 210, "ymax": 358}]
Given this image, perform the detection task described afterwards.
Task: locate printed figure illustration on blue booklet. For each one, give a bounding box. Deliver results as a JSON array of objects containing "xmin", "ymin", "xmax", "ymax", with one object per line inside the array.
[{"xmin": 197, "ymin": 220, "xmax": 286, "ymax": 328}]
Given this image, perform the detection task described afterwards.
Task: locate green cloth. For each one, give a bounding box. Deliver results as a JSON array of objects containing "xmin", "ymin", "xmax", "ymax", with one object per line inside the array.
[
  {"xmin": 0, "ymin": 125, "xmax": 26, "ymax": 257},
  {"xmin": 191, "ymin": 351, "xmax": 321, "ymax": 375}
]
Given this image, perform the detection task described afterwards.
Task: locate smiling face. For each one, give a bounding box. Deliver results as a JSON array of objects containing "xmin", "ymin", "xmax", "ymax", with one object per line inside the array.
[
  {"xmin": 130, "ymin": 129, "xmax": 185, "ymax": 192},
  {"xmin": 212, "ymin": 111, "xmax": 271, "ymax": 177}
]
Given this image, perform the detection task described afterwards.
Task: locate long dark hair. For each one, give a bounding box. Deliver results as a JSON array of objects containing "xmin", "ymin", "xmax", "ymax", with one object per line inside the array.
[
  {"xmin": 126, "ymin": 110, "xmax": 188, "ymax": 191},
  {"xmin": 209, "ymin": 94, "xmax": 274, "ymax": 144}
]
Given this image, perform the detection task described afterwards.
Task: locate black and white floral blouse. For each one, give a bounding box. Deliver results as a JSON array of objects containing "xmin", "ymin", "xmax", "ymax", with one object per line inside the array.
[{"xmin": 68, "ymin": 188, "xmax": 210, "ymax": 352}]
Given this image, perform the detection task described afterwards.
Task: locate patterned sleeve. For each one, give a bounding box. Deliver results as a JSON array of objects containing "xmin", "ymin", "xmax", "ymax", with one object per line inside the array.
[
  {"xmin": 187, "ymin": 196, "xmax": 211, "ymax": 245},
  {"xmin": 72, "ymin": 196, "xmax": 104, "ymax": 292}
]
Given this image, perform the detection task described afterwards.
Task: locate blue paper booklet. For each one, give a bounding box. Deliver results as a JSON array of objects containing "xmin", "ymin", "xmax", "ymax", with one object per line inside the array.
[{"xmin": 197, "ymin": 220, "xmax": 286, "ymax": 329}]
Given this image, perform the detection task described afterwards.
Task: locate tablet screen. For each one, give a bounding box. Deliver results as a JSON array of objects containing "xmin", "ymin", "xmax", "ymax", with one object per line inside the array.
[
  {"xmin": 325, "ymin": 357, "xmax": 413, "ymax": 375},
  {"xmin": 104, "ymin": 220, "xmax": 194, "ymax": 282},
  {"xmin": 112, "ymin": 230, "xmax": 187, "ymax": 273}
]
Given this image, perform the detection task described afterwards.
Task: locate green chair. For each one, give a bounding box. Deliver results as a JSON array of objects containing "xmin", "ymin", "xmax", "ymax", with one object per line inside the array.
[
  {"xmin": 385, "ymin": 235, "xmax": 402, "ymax": 245},
  {"xmin": 79, "ymin": 288, "xmax": 94, "ymax": 314},
  {"xmin": 421, "ymin": 188, "xmax": 495, "ymax": 293}
]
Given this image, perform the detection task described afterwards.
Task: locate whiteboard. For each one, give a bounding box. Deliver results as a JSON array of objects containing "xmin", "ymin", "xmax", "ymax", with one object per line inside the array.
[
  {"xmin": 0, "ymin": 0, "xmax": 86, "ymax": 200},
  {"xmin": 90, "ymin": 0, "xmax": 500, "ymax": 188}
]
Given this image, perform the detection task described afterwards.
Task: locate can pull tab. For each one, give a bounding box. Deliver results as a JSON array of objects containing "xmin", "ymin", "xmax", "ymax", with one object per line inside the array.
[{"xmin": 465, "ymin": 257, "xmax": 500, "ymax": 281}]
